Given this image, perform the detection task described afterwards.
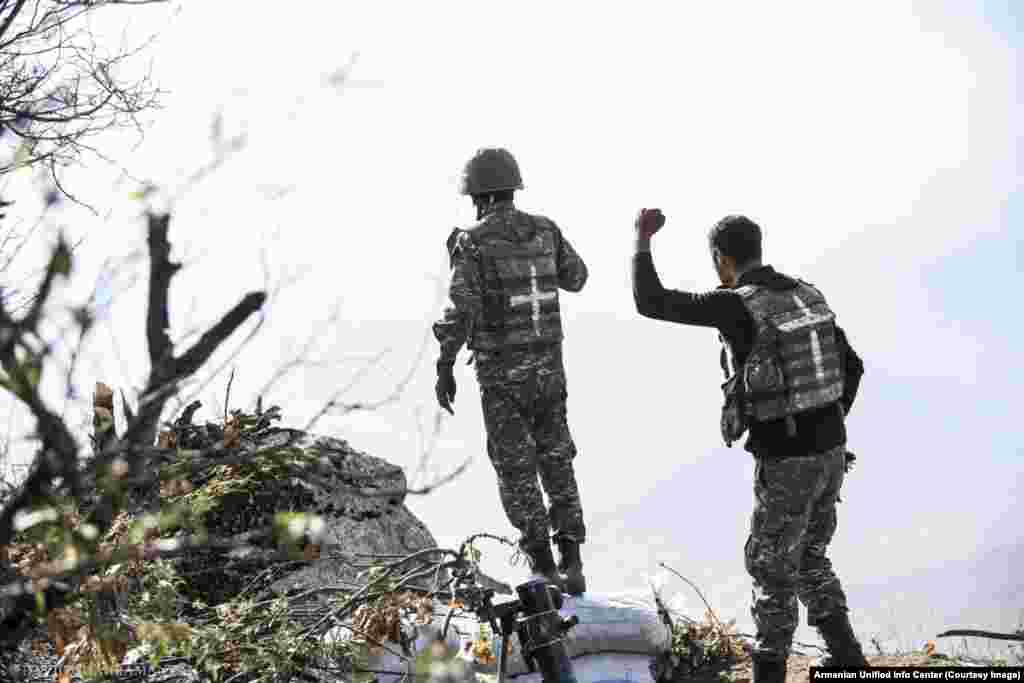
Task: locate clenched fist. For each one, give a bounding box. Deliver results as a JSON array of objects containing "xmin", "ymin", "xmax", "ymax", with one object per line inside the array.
[{"xmin": 634, "ymin": 208, "xmax": 666, "ymax": 240}]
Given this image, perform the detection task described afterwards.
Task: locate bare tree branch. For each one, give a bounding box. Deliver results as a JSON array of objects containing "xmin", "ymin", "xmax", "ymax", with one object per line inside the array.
[
  {"xmin": 126, "ymin": 212, "xmax": 267, "ymax": 448},
  {"xmin": 0, "ymin": 0, "xmax": 28, "ymax": 44},
  {"xmin": 0, "ymin": 0, "xmax": 168, "ymax": 195},
  {"xmin": 144, "ymin": 211, "xmax": 176, "ymax": 370},
  {"xmin": 172, "ymin": 291, "xmax": 266, "ymax": 381},
  {"xmin": 222, "ymin": 366, "xmax": 234, "ymax": 421}
]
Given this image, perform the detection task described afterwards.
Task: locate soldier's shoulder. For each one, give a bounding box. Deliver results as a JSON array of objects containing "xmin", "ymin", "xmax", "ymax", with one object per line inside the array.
[
  {"xmin": 795, "ymin": 277, "xmax": 819, "ymax": 290},
  {"xmin": 464, "ymin": 214, "xmax": 503, "ymax": 237},
  {"xmin": 518, "ymin": 210, "xmax": 559, "ymax": 232},
  {"xmin": 795, "ymin": 277, "xmax": 827, "ymax": 299},
  {"xmin": 445, "ymin": 227, "xmax": 480, "ymax": 263}
]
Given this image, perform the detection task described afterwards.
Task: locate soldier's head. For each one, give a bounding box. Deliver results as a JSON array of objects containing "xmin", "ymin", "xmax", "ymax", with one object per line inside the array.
[
  {"xmin": 708, "ymin": 215, "xmax": 763, "ymax": 288},
  {"xmin": 460, "ymin": 147, "xmax": 523, "ymax": 219}
]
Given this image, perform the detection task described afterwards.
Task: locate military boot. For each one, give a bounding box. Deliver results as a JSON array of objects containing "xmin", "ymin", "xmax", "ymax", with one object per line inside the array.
[
  {"xmin": 554, "ymin": 536, "xmax": 586, "ymax": 596},
  {"xmin": 520, "ymin": 541, "xmax": 564, "ymax": 591},
  {"xmin": 816, "ymin": 611, "xmax": 869, "ymax": 667},
  {"xmin": 751, "ymin": 655, "xmax": 787, "ymax": 683}
]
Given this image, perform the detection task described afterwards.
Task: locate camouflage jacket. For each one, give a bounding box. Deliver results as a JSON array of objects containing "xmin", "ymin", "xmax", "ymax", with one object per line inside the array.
[{"xmin": 432, "ymin": 200, "xmax": 587, "ymax": 366}]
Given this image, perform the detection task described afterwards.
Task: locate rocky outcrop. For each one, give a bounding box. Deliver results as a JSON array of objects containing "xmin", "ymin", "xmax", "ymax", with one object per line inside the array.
[
  {"xmin": 148, "ymin": 423, "xmax": 440, "ymax": 605},
  {"xmin": 1, "ymin": 410, "xmax": 445, "ymax": 681}
]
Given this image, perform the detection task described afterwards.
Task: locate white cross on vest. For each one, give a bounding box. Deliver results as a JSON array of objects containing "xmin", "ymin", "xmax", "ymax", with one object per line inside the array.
[
  {"xmin": 509, "ymin": 263, "xmax": 556, "ymax": 336},
  {"xmin": 789, "ymin": 294, "xmax": 827, "ymax": 384}
]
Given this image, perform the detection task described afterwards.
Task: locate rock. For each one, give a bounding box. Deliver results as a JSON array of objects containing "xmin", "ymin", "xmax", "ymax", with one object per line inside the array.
[
  {"xmin": 2, "ymin": 408, "xmax": 448, "ymax": 680},
  {"xmin": 155, "ymin": 427, "xmax": 440, "ymax": 605},
  {"xmin": 261, "ymin": 432, "xmax": 437, "ymax": 596},
  {"xmin": 67, "ymin": 412, "xmax": 442, "ymax": 608}
]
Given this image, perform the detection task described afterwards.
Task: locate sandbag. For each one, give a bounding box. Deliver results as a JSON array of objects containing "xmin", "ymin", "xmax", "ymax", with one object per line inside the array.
[
  {"xmin": 468, "ymin": 592, "xmax": 670, "ymax": 678},
  {"xmin": 354, "ymin": 592, "xmax": 670, "ymax": 683}
]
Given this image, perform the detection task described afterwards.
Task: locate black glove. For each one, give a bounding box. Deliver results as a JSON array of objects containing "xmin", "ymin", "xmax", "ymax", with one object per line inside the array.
[{"xmin": 435, "ymin": 361, "xmax": 456, "ymax": 415}]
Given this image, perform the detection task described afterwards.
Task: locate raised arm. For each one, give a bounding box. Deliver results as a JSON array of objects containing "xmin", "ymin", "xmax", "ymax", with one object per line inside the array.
[{"xmin": 632, "ymin": 210, "xmax": 745, "ymax": 328}]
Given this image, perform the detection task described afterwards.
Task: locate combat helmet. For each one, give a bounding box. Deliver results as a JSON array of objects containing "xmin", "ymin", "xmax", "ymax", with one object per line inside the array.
[{"xmin": 459, "ymin": 147, "xmax": 524, "ymax": 196}]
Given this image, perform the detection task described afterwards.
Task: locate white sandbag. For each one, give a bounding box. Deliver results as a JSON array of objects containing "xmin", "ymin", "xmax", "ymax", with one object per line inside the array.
[
  {"xmin": 353, "ymin": 591, "xmax": 670, "ymax": 683},
  {"xmin": 466, "ymin": 592, "xmax": 670, "ymax": 678},
  {"xmin": 561, "ymin": 593, "xmax": 671, "ymax": 657}
]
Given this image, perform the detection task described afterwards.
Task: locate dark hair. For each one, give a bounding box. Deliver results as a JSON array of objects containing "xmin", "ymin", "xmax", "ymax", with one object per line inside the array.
[{"xmin": 708, "ymin": 215, "xmax": 762, "ymax": 267}]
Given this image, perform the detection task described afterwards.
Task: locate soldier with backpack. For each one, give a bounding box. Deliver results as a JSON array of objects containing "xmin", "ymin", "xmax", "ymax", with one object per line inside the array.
[
  {"xmin": 631, "ymin": 210, "xmax": 869, "ymax": 682},
  {"xmin": 432, "ymin": 148, "xmax": 588, "ymax": 596}
]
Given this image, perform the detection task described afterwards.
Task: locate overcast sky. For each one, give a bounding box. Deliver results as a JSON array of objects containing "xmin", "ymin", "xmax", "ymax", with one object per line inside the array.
[{"xmin": 1, "ymin": 0, "xmax": 1021, "ymax": 659}]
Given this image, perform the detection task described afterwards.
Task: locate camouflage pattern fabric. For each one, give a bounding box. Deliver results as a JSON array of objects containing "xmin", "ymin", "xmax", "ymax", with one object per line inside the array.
[
  {"xmin": 745, "ymin": 445, "xmax": 851, "ymax": 660},
  {"xmin": 432, "ymin": 200, "xmax": 588, "ymax": 549},
  {"xmin": 473, "ymin": 345, "xmax": 585, "ymax": 547},
  {"xmin": 432, "ymin": 200, "xmax": 588, "ymax": 364},
  {"xmin": 734, "ymin": 281, "xmax": 845, "ymax": 422}
]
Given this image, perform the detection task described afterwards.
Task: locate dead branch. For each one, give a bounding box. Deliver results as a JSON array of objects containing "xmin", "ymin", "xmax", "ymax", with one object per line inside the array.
[
  {"xmin": 0, "ymin": 0, "xmax": 168, "ymax": 193},
  {"xmin": 253, "ymin": 298, "xmax": 346, "ymax": 400},
  {"xmin": 91, "ymin": 380, "xmax": 115, "ymax": 454},
  {"xmin": 659, "ymin": 561, "xmax": 724, "ymax": 629},
  {"xmin": 0, "ymin": 525, "xmax": 280, "ymax": 599},
  {"xmin": 145, "ymin": 212, "xmax": 177, "ymax": 370},
  {"xmin": 128, "ymin": 211, "xmax": 266, "ymax": 449}
]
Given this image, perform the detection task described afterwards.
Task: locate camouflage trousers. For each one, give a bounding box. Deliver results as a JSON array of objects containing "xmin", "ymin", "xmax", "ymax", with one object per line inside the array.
[
  {"xmin": 473, "ymin": 345, "xmax": 585, "ymax": 548},
  {"xmin": 745, "ymin": 445, "xmax": 851, "ymax": 660}
]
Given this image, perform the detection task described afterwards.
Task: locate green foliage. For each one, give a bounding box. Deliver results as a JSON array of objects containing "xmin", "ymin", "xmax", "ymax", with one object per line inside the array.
[
  {"xmin": 0, "ymin": 348, "xmax": 45, "ymax": 399},
  {"xmin": 0, "ymin": 405, "xmax": 381, "ymax": 681},
  {"xmin": 146, "ymin": 595, "xmax": 358, "ymax": 683},
  {"xmin": 462, "ymin": 541, "xmax": 482, "ymax": 564},
  {"xmin": 127, "ymin": 558, "xmax": 188, "ymax": 624},
  {"xmin": 158, "ymin": 414, "xmax": 322, "ymax": 540},
  {"xmin": 273, "ymin": 511, "xmax": 324, "ymax": 559},
  {"xmin": 651, "ymin": 615, "xmax": 746, "ymax": 683},
  {"xmin": 128, "ymin": 183, "xmax": 157, "ymax": 201},
  {"xmin": 51, "ymin": 238, "xmax": 73, "ymax": 277},
  {"xmin": 12, "ymin": 140, "xmax": 33, "ymax": 169}
]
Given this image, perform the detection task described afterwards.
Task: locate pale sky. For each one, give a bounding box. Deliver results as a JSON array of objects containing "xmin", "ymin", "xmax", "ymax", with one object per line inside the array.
[{"xmin": 1, "ymin": 0, "xmax": 1021, "ymax": 658}]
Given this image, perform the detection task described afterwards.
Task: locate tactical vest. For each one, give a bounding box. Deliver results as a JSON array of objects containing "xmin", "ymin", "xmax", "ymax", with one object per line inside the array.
[
  {"xmin": 716, "ymin": 280, "xmax": 843, "ymax": 446},
  {"xmin": 465, "ymin": 213, "xmax": 564, "ymax": 352},
  {"xmin": 724, "ymin": 280, "xmax": 845, "ymax": 427}
]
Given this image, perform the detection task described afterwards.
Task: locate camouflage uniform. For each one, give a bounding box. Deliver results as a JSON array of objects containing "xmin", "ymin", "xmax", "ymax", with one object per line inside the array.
[
  {"xmin": 746, "ymin": 444, "xmax": 851, "ymax": 659},
  {"xmin": 433, "ymin": 199, "xmax": 588, "ymax": 549},
  {"xmin": 632, "ymin": 248, "xmax": 866, "ymax": 667}
]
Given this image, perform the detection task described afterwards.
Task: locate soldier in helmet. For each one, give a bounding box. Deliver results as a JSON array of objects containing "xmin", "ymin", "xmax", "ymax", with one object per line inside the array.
[
  {"xmin": 631, "ymin": 210, "xmax": 870, "ymax": 682},
  {"xmin": 432, "ymin": 148, "xmax": 588, "ymax": 595}
]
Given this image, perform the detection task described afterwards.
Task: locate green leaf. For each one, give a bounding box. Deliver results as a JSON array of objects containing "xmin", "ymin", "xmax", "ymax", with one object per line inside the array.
[
  {"xmin": 273, "ymin": 511, "xmax": 305, "ymax": 543},
  {"xmin": 51, "ymin": 240, "xmax": 72, "ymax": 276},
  {"xmin": 13, "ymin": 142, "xmax": 32, "ymax": 168},
  {"xmin": 129, "ymin": 183, "xmax": 156, "ymax": 201},
  {"xmin": 25, "ymin": 361, "xmax": 41, "ymax": 389}
]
